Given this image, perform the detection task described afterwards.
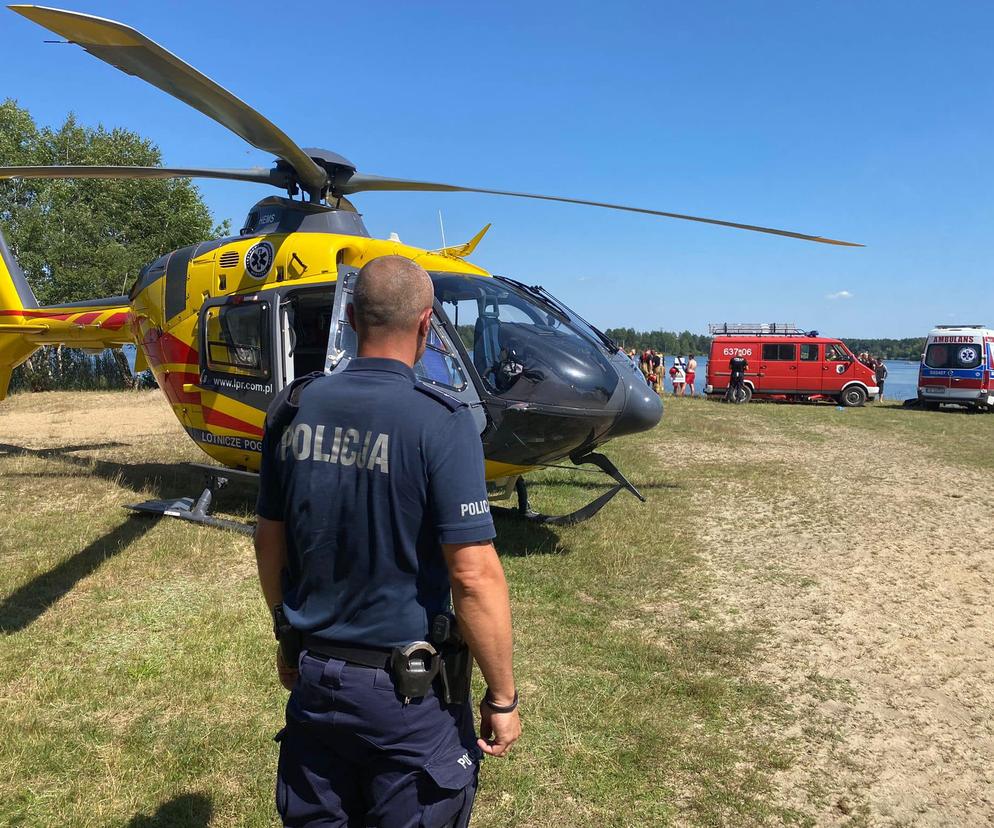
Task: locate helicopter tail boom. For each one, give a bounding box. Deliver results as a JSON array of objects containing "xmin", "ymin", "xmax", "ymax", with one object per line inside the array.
[{"xmin": 0, "ymin": 229, "xmax": 133, "ymax": 400}]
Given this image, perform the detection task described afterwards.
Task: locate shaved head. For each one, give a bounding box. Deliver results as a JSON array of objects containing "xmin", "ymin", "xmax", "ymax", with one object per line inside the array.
[{"xmin": 352, "ymin": 255, "xmax": 434, "ymax": 334}]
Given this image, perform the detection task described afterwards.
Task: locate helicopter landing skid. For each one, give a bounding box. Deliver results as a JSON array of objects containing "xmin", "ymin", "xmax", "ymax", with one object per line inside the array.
[
  {"xmin": 127, "ymin": 464, "xmax": 255, "ymax": 535},
  {"xmin": 494, "ymin": 452, "xmax": 646, "ymax": 527}
]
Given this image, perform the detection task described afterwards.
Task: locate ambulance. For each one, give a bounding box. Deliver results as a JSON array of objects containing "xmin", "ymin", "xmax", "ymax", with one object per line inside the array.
[
  {"xmin": 917, "ymin": 325, "xmax": 994, "ymax": 410},
  {"xmin": 704, "ymin": 323, "xmax": 879, "ymax": 406}
]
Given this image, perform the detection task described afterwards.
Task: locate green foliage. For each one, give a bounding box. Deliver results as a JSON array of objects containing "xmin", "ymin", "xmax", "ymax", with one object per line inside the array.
[
  {"xmin": 8, "ymin": 346, "xmax": 155, "ymax": 393},
  {"xmin": 0, "ymin": 98, "xmax": 230, "ymax": 304},
  {"xmin": 844, "ymin": 337, "xmax": 926, "ymax": 360},
  {"xmin": 604, "ymin": 327, "xmax": 711, "ymax": 355}
]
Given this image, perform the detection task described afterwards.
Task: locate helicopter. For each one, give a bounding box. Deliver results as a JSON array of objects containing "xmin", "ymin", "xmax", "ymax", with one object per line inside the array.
[{"xmin": 0, "ymin": 5, "xmax": 860, "ymax": 533}]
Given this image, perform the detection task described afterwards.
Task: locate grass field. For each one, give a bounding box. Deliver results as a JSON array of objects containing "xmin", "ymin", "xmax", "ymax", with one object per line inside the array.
[{"xmin": 1, "ymin": 391, "xmax": 992, "ymax": 826}]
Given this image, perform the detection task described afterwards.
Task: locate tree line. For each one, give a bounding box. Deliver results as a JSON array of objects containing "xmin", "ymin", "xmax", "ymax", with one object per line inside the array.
[
  {"xmin": 1, "ymin": 100, "xmax": 227, "ymax": 391},
  {"xmin": 842, "ymin": 338, "xmax": 926, "ymax": 361},
  {"xmin": 604, "ymin": 328, "xmax": 711, "ymax": 355}
]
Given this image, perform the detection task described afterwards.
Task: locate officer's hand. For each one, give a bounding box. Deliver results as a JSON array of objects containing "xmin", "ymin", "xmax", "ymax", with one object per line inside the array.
[
  {"xmin": 276, "ymin": 644, "xmax": 299, "ymax": 692},
  {"xmin": 478, "ymin": 705, "xmax": 521, "ymax": 758}
]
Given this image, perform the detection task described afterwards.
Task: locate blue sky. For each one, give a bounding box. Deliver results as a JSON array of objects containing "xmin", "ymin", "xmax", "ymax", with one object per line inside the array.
[{"xmin": 2, "ymin": 1, "xmax": 992, "ymax": 337}]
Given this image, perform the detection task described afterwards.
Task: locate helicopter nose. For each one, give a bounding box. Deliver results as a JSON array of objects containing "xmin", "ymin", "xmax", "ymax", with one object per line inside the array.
[{"xmin": 611, "ymin": 361, "xmax": 663, "ymax": 438}]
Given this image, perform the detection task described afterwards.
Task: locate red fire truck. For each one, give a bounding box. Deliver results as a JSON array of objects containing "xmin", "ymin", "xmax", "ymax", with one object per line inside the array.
[{"xmin": 704, "ymin": 323, "xmax": 879, "ymax": 406}]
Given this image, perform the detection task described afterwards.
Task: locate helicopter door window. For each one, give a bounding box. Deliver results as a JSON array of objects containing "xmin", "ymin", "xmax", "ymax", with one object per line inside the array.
[
  {"xmin": 204, "ymin": 301, "xmax": 271, "ymax": 378},
  {"xmin": 415, "ymin": 321, "xmax": 466, "ymax": 391}
]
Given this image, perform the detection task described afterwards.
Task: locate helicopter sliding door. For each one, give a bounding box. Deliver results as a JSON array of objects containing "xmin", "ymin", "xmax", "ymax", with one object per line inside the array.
[
  {"xmin": 277, "ymin": 284, "xmax": 337, "ymax": 386},
  {"xmin": 196, "ymin": 294, "xmax": 276, "ymax": 459},
  {"xmin": 324, "ymin": 267, "xmax": 486, "ymax": 433}
]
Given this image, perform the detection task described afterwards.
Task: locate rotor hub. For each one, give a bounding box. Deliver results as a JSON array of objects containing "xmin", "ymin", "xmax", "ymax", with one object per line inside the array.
[{"xmin": 273, "ymin": 147, "xmax": 357, "ymax": 201}]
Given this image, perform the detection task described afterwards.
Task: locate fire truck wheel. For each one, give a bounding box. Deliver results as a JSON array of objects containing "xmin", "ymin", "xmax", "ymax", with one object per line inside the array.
[
  {"xmin": 840, "ymin": 386, "xmax": 867, "ymax": 407},
  {"xmin": 734, "ymin": 385, "xmax": 752, "ymax": 404}
]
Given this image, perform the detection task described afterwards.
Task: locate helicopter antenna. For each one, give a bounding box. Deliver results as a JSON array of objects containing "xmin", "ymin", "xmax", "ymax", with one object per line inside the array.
[{"xmin": 438, "ymin": 210, "xmax": 447, "ymax": 249}]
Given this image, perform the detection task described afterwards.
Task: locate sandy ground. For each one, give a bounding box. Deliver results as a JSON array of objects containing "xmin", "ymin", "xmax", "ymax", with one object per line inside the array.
[
  {"xmin": 672, "ymin": 418, "xmax": 994, "ymax": 826},
  {"xmin": 0, "ymin": 389, "xmax": 180, "ymax": 449}
]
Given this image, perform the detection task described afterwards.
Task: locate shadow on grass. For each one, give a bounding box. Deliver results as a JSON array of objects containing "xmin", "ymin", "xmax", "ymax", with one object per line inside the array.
[
  {"xmin": 492, "ymin": 512, "xmax": 567, "ymax": 557},
  {"xmin": 0, "ymin": 515, "xmax": 155, "ymax": 634},
  {"xmin": 125, "ymin": 793, "xmax": 213, "ymax": 827},
  {"xmin": 0, "ymin": 442, "xmax": 258, "ymax": 512},
  {"xmin": 528, "ymin": 478, "xmax": 682, "ymax": 492}
]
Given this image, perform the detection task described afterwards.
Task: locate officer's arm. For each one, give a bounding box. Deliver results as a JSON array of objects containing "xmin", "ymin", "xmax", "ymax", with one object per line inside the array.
[
  {"xmin": 443, "ymin": 541, "xmax": 515, "ymax": 705},
  {"xmin": 254, "ymin": 517, "xmax": 286, "ymax": 610}
]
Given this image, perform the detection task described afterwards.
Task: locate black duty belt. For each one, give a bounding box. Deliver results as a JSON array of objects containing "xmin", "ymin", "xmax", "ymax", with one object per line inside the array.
[{"xmin": 303, "ymin": 636, "xmax": 392, "ymax": 670}]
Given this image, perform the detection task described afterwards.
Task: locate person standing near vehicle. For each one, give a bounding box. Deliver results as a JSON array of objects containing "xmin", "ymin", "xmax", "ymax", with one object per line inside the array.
[
  {"xmin": 727, "ymin": 353, "xmax": 748, "ymax": 402},
  {"xmin": 254, "ymin": 255, "xmax": 520, "ymax": 827},
  {"xmin": 875, "ymin": 357, "xmax": 888, "ymax": 401},
  {"xmin": 685, "ymin": 353, "xmax": 698, "ymax": 397},
  {"xmin": 671, "ymin": 354, "xmax": 686, "ymax": 396}
]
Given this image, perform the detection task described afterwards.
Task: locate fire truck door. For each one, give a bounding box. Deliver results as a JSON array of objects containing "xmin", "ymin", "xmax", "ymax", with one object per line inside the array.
[
  {"xmin": 796, "ymin": 342, "xmax": 822, "ymax": 392},
  {"xmin": 760, "ymin": 342, "xmax": 798, "ymax": 392}
]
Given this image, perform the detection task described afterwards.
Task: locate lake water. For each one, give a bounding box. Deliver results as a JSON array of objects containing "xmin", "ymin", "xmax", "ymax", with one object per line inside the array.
[{"xmin": 651, "ymin": 355, "xmax": 920, "ymax": 403}]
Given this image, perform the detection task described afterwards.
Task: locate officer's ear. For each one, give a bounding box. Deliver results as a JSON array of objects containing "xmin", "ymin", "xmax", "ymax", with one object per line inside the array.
[
  {"xmin": 417, "ymin": 307, "xmax": 432, "ymax": 338},
  {"xmin": 346, "ymin": 302, "xmax": 357, "ymax": 332}
]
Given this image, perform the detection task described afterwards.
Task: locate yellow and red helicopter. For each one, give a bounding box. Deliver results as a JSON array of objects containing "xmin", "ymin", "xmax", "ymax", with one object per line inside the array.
[{"xmin": 0, "ymin": 6, "xmax": 860, "ymax": 532}]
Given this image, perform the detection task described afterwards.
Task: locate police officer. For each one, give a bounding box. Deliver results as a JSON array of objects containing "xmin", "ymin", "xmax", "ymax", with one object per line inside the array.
[
  {"xmin": 254, "ymin": 255, "xmax": 520, "ymax": 827},
  {"xmin": 727, "ymin": 353, "xmax": 748, "ymax": 403}
]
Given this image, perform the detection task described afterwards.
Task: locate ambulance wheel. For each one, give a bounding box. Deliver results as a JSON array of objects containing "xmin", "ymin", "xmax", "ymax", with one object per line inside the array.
[{"xmin": 840, "ymin": 386, "xmax": 867, "ymax": 407}]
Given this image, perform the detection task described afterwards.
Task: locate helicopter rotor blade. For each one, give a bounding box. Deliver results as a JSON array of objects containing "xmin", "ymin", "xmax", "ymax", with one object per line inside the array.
[
  {"xmin": 0, "ymin": 165, "xmax": 277, "ymax": 185},
  {"xmin": 9, "ymin": 5, "xmax": 327, "ymax": 194},
  {"xmin": 343, "ymin": 174, "xmax": 863, "ymax": 247}
]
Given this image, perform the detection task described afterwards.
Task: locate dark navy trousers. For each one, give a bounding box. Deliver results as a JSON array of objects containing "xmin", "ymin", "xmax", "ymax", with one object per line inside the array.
[{"xmin": 276, "ymin": 651, "xmax": 481, "ymax": 827}]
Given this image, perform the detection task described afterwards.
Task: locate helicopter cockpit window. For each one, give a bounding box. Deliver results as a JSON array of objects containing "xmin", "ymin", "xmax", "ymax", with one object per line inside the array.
[
  {"xmin": 415, "ymin": 323, "xmax": 466, "ymax": 391},
  {"xmin": 431, "ymin": 273, "xmax": 618, "ymax": 407},
  {"xmin": 204, "ymin": 302, "xmax": 271, "ymax": 378}
]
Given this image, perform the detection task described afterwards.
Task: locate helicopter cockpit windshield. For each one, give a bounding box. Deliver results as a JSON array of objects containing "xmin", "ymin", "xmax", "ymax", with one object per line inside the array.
[{"xmin": 431, "ymin": 273, "xmax": 618, "ymax": 408}]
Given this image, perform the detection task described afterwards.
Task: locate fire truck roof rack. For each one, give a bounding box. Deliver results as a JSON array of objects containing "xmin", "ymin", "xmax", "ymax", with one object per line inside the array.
[{"xmin": 708, "ymin": 322, "xmax": 807, "ymax": 336}]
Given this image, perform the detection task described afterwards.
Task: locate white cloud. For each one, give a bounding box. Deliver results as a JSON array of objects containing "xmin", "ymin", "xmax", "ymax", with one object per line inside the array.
[{"xmin": 826, "ymin": 290, "xmax": 854, "ymax": 300}]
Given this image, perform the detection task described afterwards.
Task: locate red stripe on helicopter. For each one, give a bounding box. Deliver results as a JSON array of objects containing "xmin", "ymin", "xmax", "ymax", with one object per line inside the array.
[
  {"xmin": 158, "ymin": 332, "xmax": 198, "ymax": 366},
  {"xmin": 142, "ymin": 332, "xmax": 198, "ymax": 371},
  {"xmin": 99, "ymin": 311, "xmax": 130, "ymax": 330},
  {"xmin": 0, "ymin": 309, "xmax": 74, "ymax": 321},
  {"xmin": 72, "ymin": 311, "xmax": 103, "ymax": 325},
  {"xmin": 202, "ymin": 405, "xmax": 264, "ymax": 438},
  {"xmin": 158, "ymin": 370, "xmax": 201, "ymax": 406}
]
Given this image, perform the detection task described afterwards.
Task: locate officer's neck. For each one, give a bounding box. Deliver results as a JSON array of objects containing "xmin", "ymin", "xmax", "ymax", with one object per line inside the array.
[{"xmin": 357, "ymin": 339, "xmax": 417, "ymax": 368}]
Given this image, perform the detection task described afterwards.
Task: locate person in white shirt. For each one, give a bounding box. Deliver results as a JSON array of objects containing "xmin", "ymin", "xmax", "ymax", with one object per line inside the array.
[{"xmin": 670, "ymin": 355, "xmax": 686, "ymax": 396}]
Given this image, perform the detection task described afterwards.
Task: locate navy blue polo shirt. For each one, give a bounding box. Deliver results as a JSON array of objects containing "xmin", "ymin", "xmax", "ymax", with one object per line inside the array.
[{"xmin": 256, "ymin": 357, "xmax": 496, "ymax": 648}]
